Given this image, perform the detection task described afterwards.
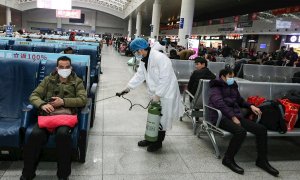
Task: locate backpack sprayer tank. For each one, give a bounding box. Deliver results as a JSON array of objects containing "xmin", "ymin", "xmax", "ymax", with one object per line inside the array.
[{"xmin": 145, "ymin": 102, "xmax": 162, "ymax": 142}]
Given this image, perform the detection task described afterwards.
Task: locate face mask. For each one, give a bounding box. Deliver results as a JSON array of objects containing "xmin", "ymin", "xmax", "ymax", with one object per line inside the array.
[
  {"xmin": 134, "ymin": 52, "xmax": 143, "ymax": 60},
  {"xmin": 226, "ymin": 78, "xmax": 235, "ymax": 86},
  {"xmin": 57, "ymin": 69, "xmax": 72, "ymax": 78}
]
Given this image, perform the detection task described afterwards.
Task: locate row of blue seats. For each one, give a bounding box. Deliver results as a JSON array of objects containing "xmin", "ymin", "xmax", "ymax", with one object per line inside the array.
[
  {"xmin": 0, "ymin": 43, "xmax": 62, "ymax": 53},
  {"xmin": 0, "ymin": 44, "xmax": 101, "ymax": 86},
  {"xmin": 0, "ymin": 59, "xmax": 93, "ymax": 162}
]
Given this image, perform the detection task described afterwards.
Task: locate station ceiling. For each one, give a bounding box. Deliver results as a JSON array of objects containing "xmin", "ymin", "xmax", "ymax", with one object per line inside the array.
[{"xmin": 137, "ymin": 0, "xmax": 300, "ymax": 24}]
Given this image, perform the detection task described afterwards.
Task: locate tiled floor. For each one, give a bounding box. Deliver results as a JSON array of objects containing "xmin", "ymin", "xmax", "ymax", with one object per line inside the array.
[{"xmin": 2, "ymin": 46, "xmax": 300, "ymax": 179}]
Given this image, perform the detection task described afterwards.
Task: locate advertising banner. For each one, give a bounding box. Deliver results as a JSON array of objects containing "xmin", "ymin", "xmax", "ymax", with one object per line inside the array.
[{"xmin": 188, "ymin": 39, "xmax": 199, "ymax": 59}]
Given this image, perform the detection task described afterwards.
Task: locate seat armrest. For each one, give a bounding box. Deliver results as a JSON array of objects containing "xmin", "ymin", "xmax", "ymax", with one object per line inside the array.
[
  {"xmin": 204, "ymin": 105, "xmax": 223, "ymax": 128},
  {"xmin": 90, "ymin": 69, "xmax": 98, "ymax": 84},
  {"xmin": 78, "ymin": 99, "xmax": 92, "ymax": 131},
  {"xmin": 96, "ymin": 62, "xmax": 101, "ymax": 75},
  {"xmin": 89, "ymin": 83, "xmax": 98, "ymax": 98},
  {"xmin": 185, "ymin": 90, "xmax": 194, "ymax": 99},
  {"xmin": 21, "ymin": 104, "xmax": 37, "ymax": 129}
]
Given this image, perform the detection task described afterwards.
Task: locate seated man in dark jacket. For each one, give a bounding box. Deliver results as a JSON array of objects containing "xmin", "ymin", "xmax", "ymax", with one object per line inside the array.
[
  {"xmin": 208, "ymin": 68, "xmax": 279, "ymax": 177},
  {"xmin": 21, "ymin": 56, "xmax": 87, "ymax": 180},
  {"xmin": 188, "ymin": 57, "xmax": 216, "ymax": 96}
]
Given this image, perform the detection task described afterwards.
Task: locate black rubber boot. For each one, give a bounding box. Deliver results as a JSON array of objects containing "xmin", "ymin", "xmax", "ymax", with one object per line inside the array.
[
  {"xmin": 147, "ymin": 131, "xmax": 166, "ymax": 152},
  {"xmin": 138, "ymin": 140, "xmax": 154, "ymax": 147}
]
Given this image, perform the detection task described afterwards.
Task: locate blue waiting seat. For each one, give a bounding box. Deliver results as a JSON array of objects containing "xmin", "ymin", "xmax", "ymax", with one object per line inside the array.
[
  {"xmin": 22, "ymin": 60, "xmax": 91, "ymax": 162},
  {"xmin": 33, "ymin": 46, "xmax": 55, "ymax": 53},
  {"xmin": 55, "ymin": 47, "xmax": 66, "ymax": 54},
  {"xmin": 0, "ymin": 59, "xmax": 40, "ymax": 159},
  {"xmin": 77, "ymin": 49, "xmax": 99, "ymax": 84},
  {"xmin": 0, "ymin": 44, "xmax": 7, "ymax": 50},
  {"xmin": 77, "ymin": 49, "xmax": 99, "ymax": 128},
  {"xmin": 8, "ymin": 40, "xmax": 14, "ymax": 46},
  {"xmin": 12, "ymin": 45, "xmax": 33, "ymax": 52}
]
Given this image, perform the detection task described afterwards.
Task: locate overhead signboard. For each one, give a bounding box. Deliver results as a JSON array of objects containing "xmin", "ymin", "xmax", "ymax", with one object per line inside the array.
[
  {"xmin": 226, "ymin": 34, "xmax": 243, "ymax": 40},
  {"xmin": 5, "ymin": 26, "xmax": 13, "ymax": 37},
  {"xmin": 37, "ymin": 0, "xmax": 72, "ymax": 10},
  {"xmin": 218, "ymin": 27, "xmax": 234, "ymax": 32},
  {"xmin": 179, "ymin": 18, "xmax": 184, "ymax": 29},
  {"xmin": 237, "ymin": 21, "xmax": 253, "ymax": 28},
  {"xmin": 260, "ymin": 44, "xmax": 267, "ymax": 49},
  {"xmin": 202, "ymin": 36, "xmax": 223, "ymax": 40},
  {"xmin": 247, "ymin": 35, "xmax": 259, "ymax": 43},
  {"xmin": 56, "ymin": 10, "xmax": 81, "ymax": 19},
  {"xmin": 276, "ymin": 20, "xmax": 292, "ymax": 29},
  {"xmin": 285, "ymin": 35, "xmax": 300, "ymax": 44}
]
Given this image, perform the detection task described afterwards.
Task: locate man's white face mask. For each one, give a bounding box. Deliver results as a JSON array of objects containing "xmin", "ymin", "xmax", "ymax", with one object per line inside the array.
[{"xmin": 57, "ymin": 69, "xmax": 72, "ymax": 78}]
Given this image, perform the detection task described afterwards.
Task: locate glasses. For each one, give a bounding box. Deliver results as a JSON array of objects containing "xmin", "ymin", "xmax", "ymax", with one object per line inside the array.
[{"xmin": 58, "ymin": 65, "xmax": 71, "ymax": 69}]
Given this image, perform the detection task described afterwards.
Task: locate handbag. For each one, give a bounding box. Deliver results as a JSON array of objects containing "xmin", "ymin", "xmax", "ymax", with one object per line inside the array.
[
  {"xmin": 278, "ymin": 99, "xmax": 300, "ymax": 131},
  {"xmin": 38, "ymin": 107, "xmax": 77, "ymax": 132},
  {"xmin": 49, "ymin": 107, "xmax": 72, "ymax": 115},
  {"xmin": 38, "ymin": 115, "xmax": 78, "ymax": 132}
]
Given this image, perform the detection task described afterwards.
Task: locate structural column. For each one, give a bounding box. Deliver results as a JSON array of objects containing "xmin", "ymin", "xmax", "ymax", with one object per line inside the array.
[
  {"xmin": 6, "ymin": 7, "xmax": 12, "ymax": 25},
  {"xmin": 57, "ymin": 18, "xmax": 62, "ymax": 29},
  {"xmin": 91, "ymin": 11, "xmax": 97, "ymax": 33},
  {"xmin": 178, "ymin": 0, "xmax": 195, "ymax": 47},
  {"xmin": 135, "ymin": 10, "xmax": 142, "ymax": 38},
  {"xmin": 150, "ymin": 0, "xmax": 161, "ymax": 39},
  {"xmin": 128, "ymin": 15, "xmax": 132, "ymax": 39}
]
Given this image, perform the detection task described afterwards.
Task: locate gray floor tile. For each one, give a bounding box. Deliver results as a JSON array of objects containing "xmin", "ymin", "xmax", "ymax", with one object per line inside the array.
[
  {"xmin": 103, "ymin": 109, "xmax": 147, "ymax": 135},
  {"xmin": 71, "ymin": 135, "xmax": 103, "ymax": 176},
  {"xmin": 102, "ymin": 136, "xmax": 190, "ymax": 175},
  {"xmin": 193, "ymin": 172, "xmax": 263, "ymax": 180},
  {"xmin": 262, "ymin": 170, "xmax": 300, "ymax": 180},
  {"xmin": 2, "ymin": 161, "xmax": 23, "ymax": 176},
  {"xmin": 0, "ymin": 171, "xmax": 5, "ymax": 179},
  {"xmin": 103, "ymin": 173, "xmax": 195, "ymax": 180},
  {"xmin": 0, "ymin": 176, "xmax": 20, "ymax": 180},
  {"xmin": 0, "ymin": 162, "xmax": 12, "ymax": 171},
  {"xmin": 69, "ymin": 175, "xmax": 103, "ymax": 180},
  {"xmin": 169, "ymin": 136, "xmax": 231, "ymax": 173}
]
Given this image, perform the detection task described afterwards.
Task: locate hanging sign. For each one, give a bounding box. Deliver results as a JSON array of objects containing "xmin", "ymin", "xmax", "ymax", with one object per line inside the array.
[{"xmin": 179, "ymin": 18, "xmax": 184, "ymax": 29}]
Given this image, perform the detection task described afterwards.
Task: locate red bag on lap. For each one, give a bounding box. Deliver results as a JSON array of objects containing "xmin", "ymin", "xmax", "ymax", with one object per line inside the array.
[
  {"xmin": 278, "ymin": 99, "xmax": 300, "ymax": 131},
  {"xmin": 247, "ymin": 96, "xmax": 266, "ymax": 107},
  {"xmin": 38, "ymin": 115, "xmax": 78, "ymax": 132}
]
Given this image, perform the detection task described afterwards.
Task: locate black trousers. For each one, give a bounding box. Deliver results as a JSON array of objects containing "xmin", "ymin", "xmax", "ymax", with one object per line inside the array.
[
  {"xmin": 22, "ymin": 124, "xmax": 72, "ymax": 178},
  {"xmin": 219, "ymin": 117, "xmax": 268, "ymax": 160}
]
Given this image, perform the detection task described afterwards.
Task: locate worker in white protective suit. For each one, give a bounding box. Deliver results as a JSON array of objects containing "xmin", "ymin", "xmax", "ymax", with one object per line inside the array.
[
  {"xmin": 118, "ymin": 38, "xmax": 184, "ymax": 152},
  {"xmin": 151, "ymin": 41, "xmax": 166, "ymax": 53}
]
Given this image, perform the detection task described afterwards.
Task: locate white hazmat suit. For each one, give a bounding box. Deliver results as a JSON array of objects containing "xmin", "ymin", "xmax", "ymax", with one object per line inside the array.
[{"xmin": 127, "ymin": 49, "xmax": 184, "ymax": 130}]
